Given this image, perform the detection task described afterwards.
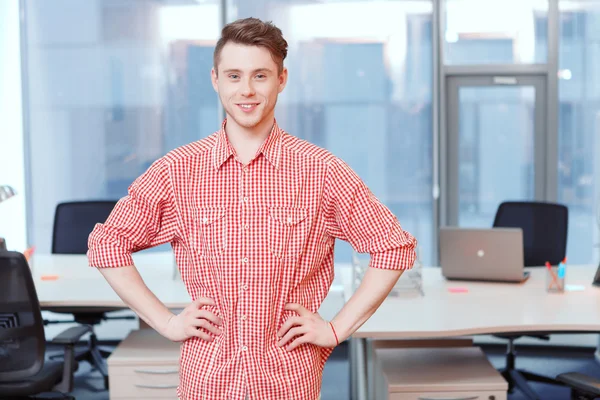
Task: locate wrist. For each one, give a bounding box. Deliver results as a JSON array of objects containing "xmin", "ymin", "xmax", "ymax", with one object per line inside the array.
[
  {"xmin": 157, "ymin": 312, "xmax": 177, "ymax": 337},
  {"xmin": 328, "ymin": 321, "xmax": 340, "ymax": 346},
  {"xmin": 330, "ymin": 320, "xmax": 351, "ymax": 343}
]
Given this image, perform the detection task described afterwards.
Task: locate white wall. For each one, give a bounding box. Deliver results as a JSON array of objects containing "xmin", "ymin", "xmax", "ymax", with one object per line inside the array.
[{"xmin": 0, "ymin": 0, "xmax": 27, "ymax": 252}]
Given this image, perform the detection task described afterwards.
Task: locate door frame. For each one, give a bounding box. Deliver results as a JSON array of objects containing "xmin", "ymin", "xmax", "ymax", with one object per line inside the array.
[{"xmin": 444, "ymin": 74, "xmax": 547, "ymax": 226}]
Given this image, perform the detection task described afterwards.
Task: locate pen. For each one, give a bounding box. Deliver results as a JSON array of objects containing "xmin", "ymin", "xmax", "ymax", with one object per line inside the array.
[
  {"xmin": 558, "ymin": 257, "xmax": 567, "ymax": 279},
  {"xmin": 546, "ymin": 261, "xmax": 560, "ymax": 288}
]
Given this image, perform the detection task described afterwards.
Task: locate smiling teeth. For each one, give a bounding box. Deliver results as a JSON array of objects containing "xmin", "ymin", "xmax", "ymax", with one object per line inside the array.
[{"xmin": 240, "ymin": 104, "xmax": 255, "ymax": 108}]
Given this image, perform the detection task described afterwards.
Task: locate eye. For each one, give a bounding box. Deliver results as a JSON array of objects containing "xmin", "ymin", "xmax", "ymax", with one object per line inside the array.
[
  {"xmin": 255, "ymin": 74, "xmax": 266, "ymax": 79},
  {"xmin": 228, "ymin": 74, "xmax": 239, "ymax": 80}
]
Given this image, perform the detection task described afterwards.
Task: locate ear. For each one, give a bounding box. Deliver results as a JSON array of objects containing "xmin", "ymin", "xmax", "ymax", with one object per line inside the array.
[
  {"xmin": 211, "ymin": 67, "xmax": 219, "ymax": 93},
  {"xmin": 278, "ymin": 67, "xmax": 288, "ymax": 94}
]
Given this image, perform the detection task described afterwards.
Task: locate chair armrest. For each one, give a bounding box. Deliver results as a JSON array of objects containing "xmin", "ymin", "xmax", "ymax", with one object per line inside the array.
[
  {"xmin": 52, "ymin": 325, "xmax": 92, "ymax": 393},
  {"xmin": 51, "ymin": 325, "xmax": 92, "ymax": 345},
  {"xmin": 557, "ymin": 372, "xmax": 600, "ymax": 395}
]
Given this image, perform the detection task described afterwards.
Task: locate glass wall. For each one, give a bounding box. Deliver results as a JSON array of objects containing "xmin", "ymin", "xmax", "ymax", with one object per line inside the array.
[
  {"xmin": 20, "ymin": 0, "xmax": 600, "ymax": 267},
  {"xmin": 227, "ymin": 0, "xmax": 435, "ymax": 265},
  {"xmin": 444, "ymin": 0, "xmax": 548, "ymax": 64},
  {"xmin": 23, "ymin": 0, "xmax": 221, "ymax": 253},
  {"xmin": 558, "ymin": 0, "xmax": 600, "ymax": 265}
]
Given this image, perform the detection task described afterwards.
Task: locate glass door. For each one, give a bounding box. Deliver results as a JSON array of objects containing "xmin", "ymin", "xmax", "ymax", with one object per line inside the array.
[{"xmin": 446, "ymin": 75, "xmax": 547, "ymax": 226}]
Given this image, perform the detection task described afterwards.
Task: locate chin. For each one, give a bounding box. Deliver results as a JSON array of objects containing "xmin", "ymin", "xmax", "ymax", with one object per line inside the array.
[{"xmin": 232, "ymin": 114, "xmax": 264, "ymax": 129}]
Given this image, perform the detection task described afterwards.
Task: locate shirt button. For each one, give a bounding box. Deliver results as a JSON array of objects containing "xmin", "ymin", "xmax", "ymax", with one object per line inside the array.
[
  {"xmin": 242, "ymin": 197, "xmax": 248, "ymax": 202},
  {"xmin": 202, "ymin": 217, "xmax": 209, "ymax": 224},
  {"xmin": 241, "ymin": 345, "xmax": 248, "ymax": 351},
  {"xmin": 241, "ymin": 315, "xmax": 247, "ymax": 321},
  {"xmin": 287, "ymin": 217, "xmax": 293, "ymax": 224},
  {"xmin": 244, "ymin": 224, "xmax": 249, "ymax": 230},
  {"xmin": 241, "ymin": 257, "xmax": 248, "ymax": 263},
  {"xmin": 241, "ymin": 284, "xmax": 248, "ymax": 291}
]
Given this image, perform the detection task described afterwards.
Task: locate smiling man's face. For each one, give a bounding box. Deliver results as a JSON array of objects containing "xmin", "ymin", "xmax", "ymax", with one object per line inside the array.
[{"xmin": 212, "ymin": 42, "xmax": 287, "ymax": 131}]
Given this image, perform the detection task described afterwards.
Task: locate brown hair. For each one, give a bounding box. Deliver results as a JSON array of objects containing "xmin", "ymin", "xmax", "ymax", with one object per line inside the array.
[{"xmin": 213, "ymin": 17, "xmax": 288, "ymax": 75}]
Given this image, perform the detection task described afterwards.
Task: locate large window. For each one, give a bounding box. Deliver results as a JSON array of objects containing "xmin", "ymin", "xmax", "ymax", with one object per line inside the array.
[
  {"xmin": 227, "ymin": 0, "xmax": 435, "ymax": 265},
  {"xmin": 21, "ymin": 0, "xmax": 598, "ymax": 267},
  {"xmin": 444, "ymin": 0, "xmax": 548, "ymax": 64},
  {"xmin": 24, "ymin": 0, "xmax": 221, "ymax": 253},
  {"xmin": 558, "ymin": 0, "xmax": 600, "ymax": 265},
  {"xmin": 0, "ymin": 0, "xmax": 26, "ymax": 253}
]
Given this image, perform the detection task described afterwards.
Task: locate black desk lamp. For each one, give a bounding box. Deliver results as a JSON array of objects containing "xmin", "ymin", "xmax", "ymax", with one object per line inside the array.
[{"xmin": 0, "ymin": 185, "xmax": 17, "ymax": 250}]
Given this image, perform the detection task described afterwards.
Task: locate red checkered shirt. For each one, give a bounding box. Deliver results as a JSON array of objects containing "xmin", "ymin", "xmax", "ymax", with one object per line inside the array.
[{"xmin": 88, "ymin": 119, "xmax": 417, "ymax": 400}]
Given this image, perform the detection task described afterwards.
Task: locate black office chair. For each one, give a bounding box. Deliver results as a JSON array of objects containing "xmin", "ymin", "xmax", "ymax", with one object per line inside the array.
[
  {"xmin": 556, "ymin": 372, "xmax": 600, "ymax": 400},
  {"xmin": 492, "ymin": 201, "xmax": 569, "ymax": 399},
  {"xmin": 0, "ymin": 251, "xmax": 92, "ymax": 399},
  {"xmin": 48, "ymin": 200, "xmax": 132, "ymax": 389},
  {"xmin": 52, "ymin": 201, "xmax": 118, "ymax": 255}
]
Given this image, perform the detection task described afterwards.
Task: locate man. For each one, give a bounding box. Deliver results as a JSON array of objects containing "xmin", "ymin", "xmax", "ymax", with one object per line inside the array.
[{"xmin": 88, "ymin": 17, "xmax": 417, "ymax": 400}]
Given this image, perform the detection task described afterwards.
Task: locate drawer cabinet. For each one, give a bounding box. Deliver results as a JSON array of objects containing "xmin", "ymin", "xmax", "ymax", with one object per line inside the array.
[
  {"xmin": 388, "ymin": 390, "xmax": 506, "ymax": 400},
  {"xmin": 373, "ymin": 347, "xmax": 507, "ymax": 400},
  {"xmin": 108, "ymin": 330, "xmax": 181, "ymax": 399}
]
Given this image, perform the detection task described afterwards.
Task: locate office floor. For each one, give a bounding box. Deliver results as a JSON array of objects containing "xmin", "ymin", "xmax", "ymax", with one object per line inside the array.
[{"xmin": 47, "ymin": 342, "xmax": 600, "ymax": 399}]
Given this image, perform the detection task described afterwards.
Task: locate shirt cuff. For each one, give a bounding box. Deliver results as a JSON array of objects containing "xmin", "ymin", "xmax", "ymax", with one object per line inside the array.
[
  {"xmin": 87, "ymin": 246, "xmax": 134, "ymax": 268},
  {"xmin": 369, "ymin": 246, "xmax": 417, "ymax": 271}
]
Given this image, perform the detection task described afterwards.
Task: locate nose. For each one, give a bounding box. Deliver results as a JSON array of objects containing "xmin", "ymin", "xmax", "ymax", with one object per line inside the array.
[{"xmin": 240, "ymin": 78, "xmax": 255, "ymax": 97}]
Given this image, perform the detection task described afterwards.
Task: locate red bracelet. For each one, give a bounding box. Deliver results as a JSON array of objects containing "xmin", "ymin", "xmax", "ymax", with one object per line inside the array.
[{"xmin": 329, "ymin": 321, "xmax": 339, "ymax": 346}]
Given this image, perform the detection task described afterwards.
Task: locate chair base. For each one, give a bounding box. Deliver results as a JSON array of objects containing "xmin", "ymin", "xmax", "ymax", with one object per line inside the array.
[
  {"xmin": 500, "ymin": 368, "xmax": 565, "ymax": 399},
  {"xmin": 499, "ymin": 337, "xmax": 566, "ymax": 399},
  {"xmin": 75, "ymin": 346, "xmax": 109, "ymax": 390}
]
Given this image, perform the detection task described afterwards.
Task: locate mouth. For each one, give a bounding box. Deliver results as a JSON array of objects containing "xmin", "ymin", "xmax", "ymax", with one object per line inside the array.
[{"xmin": 236, "ymin": 103, "xmax": 260, "ymax": 113}]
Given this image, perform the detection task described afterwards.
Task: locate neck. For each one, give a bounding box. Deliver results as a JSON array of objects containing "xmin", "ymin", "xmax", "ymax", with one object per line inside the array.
[{"xmin": 224, "ymin": 115, "xmax": 275, "ymax": 164}]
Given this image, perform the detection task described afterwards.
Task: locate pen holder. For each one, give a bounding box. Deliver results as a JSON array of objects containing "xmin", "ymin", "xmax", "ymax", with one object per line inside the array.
[{"xmin": 546, "ymin": 265, "xmax": 565, "ymax": 293}]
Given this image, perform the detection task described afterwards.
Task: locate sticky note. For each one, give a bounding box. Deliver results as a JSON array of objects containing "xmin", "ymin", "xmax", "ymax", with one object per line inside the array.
[
  {"xmin": 448, "ymin": 287, "xmax": 469, "ymax": 293},
  {"xmin": 41, "ymin": 274, "xmax": 60, "ymax": 281}
]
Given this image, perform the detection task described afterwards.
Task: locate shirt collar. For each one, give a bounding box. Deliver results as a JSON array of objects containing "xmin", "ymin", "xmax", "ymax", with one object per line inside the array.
[{"xmin": 212, "ymin": 119, "xmax": 283, "ymax": 170}]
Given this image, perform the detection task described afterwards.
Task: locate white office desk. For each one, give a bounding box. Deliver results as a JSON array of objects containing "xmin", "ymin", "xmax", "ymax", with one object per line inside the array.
[
  {"xmin": 31, "ymin": 253, "xmax": 345, "ymax": 320},
  {"xmin": 32, "ymin": 252, "xmax": 188, "ymax": 309},
  {"xmin": 342, "ymin": 265, "xmax": 600, "ymax": 400}
]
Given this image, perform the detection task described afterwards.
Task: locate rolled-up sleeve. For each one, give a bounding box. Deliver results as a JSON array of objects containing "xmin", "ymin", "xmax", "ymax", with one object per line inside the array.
[
  {"xmin": 322, "ymin": 158, "xmax": 417, "ymax": 270},
  {"xmin": 87, "ymin": 158, "xmax": 179, "ymax": 268}
]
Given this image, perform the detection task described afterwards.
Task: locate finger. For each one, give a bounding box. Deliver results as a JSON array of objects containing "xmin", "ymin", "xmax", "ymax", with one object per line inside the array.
[
  {"xmin": 195, "ymin": 310, "xmax": 222, "ymax": 326},
  {"xmin": 186, "ymin": 327, "xmax": 213, "ymax": 342},
  {"xmin": 285, "ymin": 303, "xmax": 312, "ymax": 317},
  {"xmin": 278, "ymin": 326, "xmax": 306, "ymax": 347},
  {"xmin": 286, "ymin": 334, "xmax": 309, "ymax": 351},
  {"xmin": 194, "ymin": 297, "xmax": 216, "ymax": 307},
  {"xmin": 192, "ymin": 318, "xmax": 222, "ymax": 335},
  {"xmin": 277, "ymin": 316, "xmax": 302, "ymax": 338}
]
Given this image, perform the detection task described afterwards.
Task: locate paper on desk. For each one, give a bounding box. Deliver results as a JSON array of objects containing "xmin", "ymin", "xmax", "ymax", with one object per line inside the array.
[{"xmin": 565, "ymin": 284, "xmax": 585, "ymax": 291}]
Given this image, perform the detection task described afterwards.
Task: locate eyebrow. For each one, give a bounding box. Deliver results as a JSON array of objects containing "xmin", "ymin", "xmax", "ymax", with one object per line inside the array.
[{"xmin": 222, "ymin": 68, "xmax": 274, "ymax": 74}]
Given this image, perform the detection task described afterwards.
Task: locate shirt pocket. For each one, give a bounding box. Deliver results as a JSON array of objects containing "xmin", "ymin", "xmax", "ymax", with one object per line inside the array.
[
  {"xmin": 192, "ymin": 207, "xmax": 227, "ymax": 257},
  {"xmin": 267, "ymin": 206, "xmax": 309, "ymax": 259}
]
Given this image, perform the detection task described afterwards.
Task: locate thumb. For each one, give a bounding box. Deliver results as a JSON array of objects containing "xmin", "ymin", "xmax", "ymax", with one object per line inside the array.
[{"xmin": 285, "ymin": 303, "xmax": 312, "ymax": 317}]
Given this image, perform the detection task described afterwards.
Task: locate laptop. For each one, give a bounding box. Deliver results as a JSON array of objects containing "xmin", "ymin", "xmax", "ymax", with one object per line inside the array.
[{"xmin": 439, "ymin": 227, "xmax": 529, "ymax": 283}]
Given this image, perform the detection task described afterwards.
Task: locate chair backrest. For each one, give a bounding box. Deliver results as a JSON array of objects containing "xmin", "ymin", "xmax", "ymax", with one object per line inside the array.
[
  {"xmin": 52, "ymin": 200, "xmax": 118, "ymax": 254},
  {"xmin": 0, "ymin": 251, "xmax": 45, "ymax": 382},
  {"xmin": 493, "ymin": 201, "xmax": 568, "ymax": 266}
]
